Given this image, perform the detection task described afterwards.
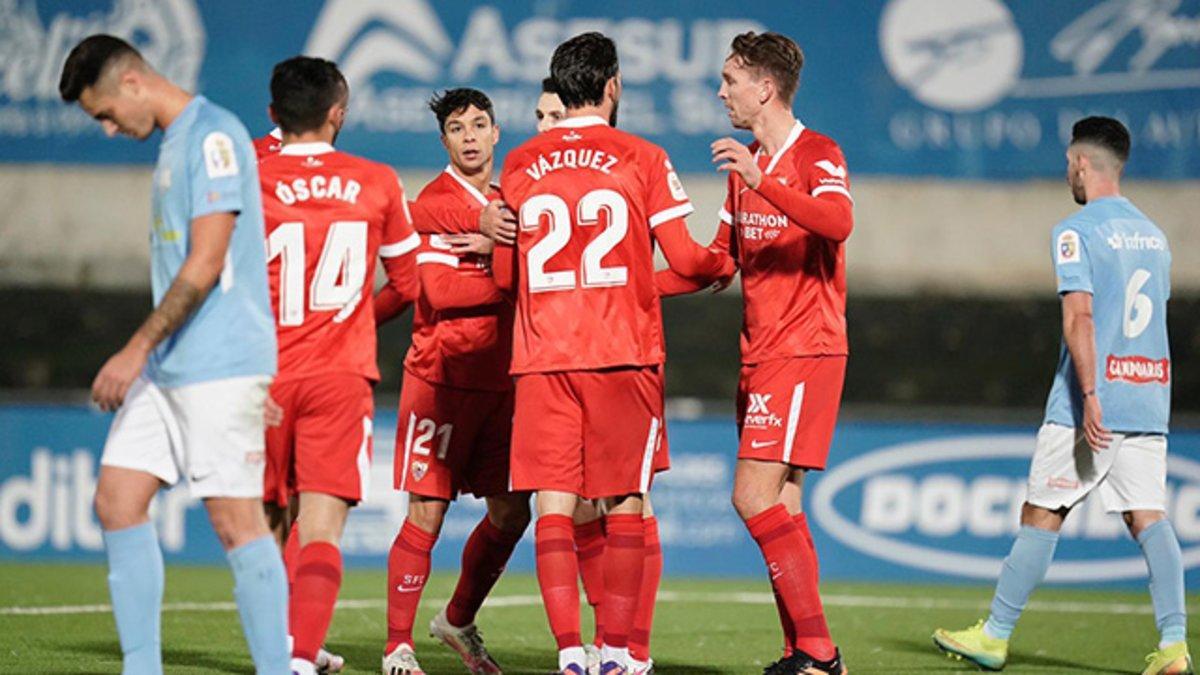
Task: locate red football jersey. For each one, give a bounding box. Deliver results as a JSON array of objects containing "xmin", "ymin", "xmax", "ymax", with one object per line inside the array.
[
  {"xmin": 405, "ymin": 167, "xmax": 513, "ymax": 392},
  {"xmin": 253, "ymin": 128, "xmax": 282, "ymax": 160},
  {"xmin": 259, "ymin": 141, "xmax": 418, "ymax": 382},
  {"xmin": 500, "ymin": 116, "xmax": 693, "ymax": 374},
  {"xmin": 721, "ymin": 121, "xmax": 852, "ymax": 363}
]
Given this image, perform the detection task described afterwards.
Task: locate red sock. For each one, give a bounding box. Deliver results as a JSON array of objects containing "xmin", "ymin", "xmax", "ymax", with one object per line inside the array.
[
  {"xmin": 745, "ymin": 504, "xmax": 834, "ymax": 661},
  {"xmin": 773, "ymin": 512, "xmax": 815, "ymax": 656},
  {"xmin": 283, "ymin": 520, "xmax": 301, "ymax": 595},
  {"xmin": 600, "ymin": 513, "xmax": 645, "ymax": 650},
  {"xmin": 574, "ymin": 517, "xmax": 606, "ymax": 645},
  {"xmin": 386, "ymin": 520, "xmax": 437, "ymax": 653},
  {"xmin": 446, "ymin": 516, "xmax": 524, "ymax": 628},
  {"xmin": 794, "ymin": 512, "xmax": 819, "ymax": 581},
  {"xmin": 290, "ymin": 541, "xmax": 342, "ymax": 661},
  {"xmin": 629, "ymin": 516, "xmax": 661, "ymax": 663},
  {"xmin": 536, "ymin": 514, "xmax": 581, "ymax": 649}
]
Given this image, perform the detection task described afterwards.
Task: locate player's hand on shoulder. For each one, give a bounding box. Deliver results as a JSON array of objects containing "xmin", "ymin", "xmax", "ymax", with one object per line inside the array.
[
  {"xmin": 1082, "ymin": 394, "xmax": 1112, "ymax": 452},
  {"xmin": 442, "ymin": 233, "xmax": 494, "ymax": 256},
  {"xmin": 712, "ymin": 137, "xmax": 761, "ymax": 190},
  {"xmin": 480, "ymin": 200, "xmax": 517, "ymax": 245},
  {"xmin": 91, "ymin": 342, "xmax": 149, "ymax": 412}
]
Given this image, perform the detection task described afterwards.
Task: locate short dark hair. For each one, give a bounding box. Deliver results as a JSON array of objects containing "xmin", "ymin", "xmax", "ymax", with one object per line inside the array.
[
  {"xmin": 728, "ymin": 31, "xmax": 804, "ymax": 104},
  {"xmin": 550, "ymin": 32, "xmax": 619, "ymax": 109},
  {"xmin": 540, "ymin": 76, "xmax": 558, "ymax": 95},
  {"xmin": 1071, "ymin": 116, "xmax": 1131, "ymax": 163},
  {"xmin": 269, "ymin": 56, "xmax": 348, "ymax": 135},
  {"xmin": 428, "ymin": 87, "xmax": 494, "ymax": 133},
  {"xmin": 59, "ymin": 34, "xmax": 142, "ymax": 102}
]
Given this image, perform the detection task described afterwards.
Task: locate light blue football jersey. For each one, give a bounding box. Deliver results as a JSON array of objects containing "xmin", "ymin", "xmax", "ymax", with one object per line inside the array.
[
  {"xmin": 1043, "ymin": 196, "xmax": 1171, "ymax": 434},
  {"xmin": 145, "ymin": 96, "xmax": 276, "ymax": 387}
]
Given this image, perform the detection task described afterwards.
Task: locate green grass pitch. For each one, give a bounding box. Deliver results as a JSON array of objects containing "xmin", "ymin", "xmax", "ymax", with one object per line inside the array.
[{"xmin": 1, "ymin": 562, "xmax": 1194, "ymax": 673}]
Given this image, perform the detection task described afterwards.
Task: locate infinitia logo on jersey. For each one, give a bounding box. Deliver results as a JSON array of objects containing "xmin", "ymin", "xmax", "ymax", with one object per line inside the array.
[
  {"xmin": 1056, "ymin": 229, "xmax": 1081, "ymax": 264},
  {"xmin": 880, "ymin": 0, "xmax": 1023, "ymax": 112},
  {"xmin": 0, "ymin": 0, "xmax": 205, "ymax": 138},
  {"xmin": 1106, "ymin": 355, "xmax": 1170, "ymax": 385},
  {"xmin": 411, "ymin": 460, "xmax": 428, "ymax": 481},
  {"xmin": 1107, "ymin": 231, "xmax": 1167, "ymax": 252},
  {"xmin": 814, "ymin": 160, "xmax": 847, "ymax": 179},
  {"xmin": 744, "ymin": 394, "xmax": 783, "ymax": 429},
  {"xmin": 202, "ymin": 132, "xmax": 239, "ymax": 179}
]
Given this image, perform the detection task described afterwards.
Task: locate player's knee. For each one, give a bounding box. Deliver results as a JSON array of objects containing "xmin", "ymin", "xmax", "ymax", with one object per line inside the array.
[
  {"xmin": 1123, "ymin": 509, "xmax": 1166, "ymax": 538},
  {"xmin": 489, "ymin": 497, "xmax": 531, "ymax": 535},
  {"xmin": 730, "ymin": 484, "xmax": 773, "ymax": 521},
  {"xmin": 93, "ymin": 488, "xmax": 145, "ymax": 531},
  {"xmin": 205, "ymin": 499, "xmax": 270, "ymax": 551},
  {"xmin": 1019, "ymin": 502, "xmax": 1067, "ymax": 532},
  {"xmin": 405, "ymin": 499, "xmax": 448, "ymax": 536}
]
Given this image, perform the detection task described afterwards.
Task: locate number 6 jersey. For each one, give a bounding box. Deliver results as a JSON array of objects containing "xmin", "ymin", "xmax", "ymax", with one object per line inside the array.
[
  {"xmin": 1044, "ymin": 196, "xmax": 1171, "ymax": 434},
  {"xmin": 499, "ymin": 116, "xmax": 698, "ymax": 374},
  {"xmin": 259, "ymin": 141, "xmax": 419, "ymax": 383}
]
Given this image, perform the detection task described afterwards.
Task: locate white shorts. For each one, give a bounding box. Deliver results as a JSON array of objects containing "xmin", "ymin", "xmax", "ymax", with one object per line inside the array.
[
  {"xmin": 101, "ymin": 375, "xmax": 271, "ymax": 499},
  {"xmin": 1026, "ymin": 422, "xmax": 1167, "ymax": 513}
]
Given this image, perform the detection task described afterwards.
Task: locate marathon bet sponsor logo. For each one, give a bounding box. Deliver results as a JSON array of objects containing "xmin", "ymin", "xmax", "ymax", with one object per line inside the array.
[
  {"xmin": 303, "ymin": 0, "xmax": 763, "ymax": 134},
  {"xmin": 0, "ymin": 0, "xmax": 204, "ymax": 138},
  {"xmin": 810, "ymin": 435, "xmax": 1200, "ymax": 582}
]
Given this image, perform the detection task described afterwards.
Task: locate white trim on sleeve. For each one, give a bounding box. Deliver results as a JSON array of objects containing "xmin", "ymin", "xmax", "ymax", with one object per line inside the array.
[
  {"xmin": 416, "ymin": 252, "xmax": 460, "ymax": 267},
  {"xmin": 648, "ymin": 202, "xmax": 695, "ymax": 228},
  {"xmin": 811, "ymin": 185, "xmax": 853, "ymax": 201},
  {"xmin": 379, "ymin": 232, "xmax": 420, "ymax": 258},
  {"xmin": 718, "ymin": 207, "xmax": 733, "ymax": 225}
]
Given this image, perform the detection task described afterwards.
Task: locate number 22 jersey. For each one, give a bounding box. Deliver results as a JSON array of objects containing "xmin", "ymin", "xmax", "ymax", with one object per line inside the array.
[
  {"xmin": 259, "ymin": 142, "xmax": 419, "ymax": 383},
  {"xmin": 500, "ymin": 116, "xmax": 694, "ymax": 374}
]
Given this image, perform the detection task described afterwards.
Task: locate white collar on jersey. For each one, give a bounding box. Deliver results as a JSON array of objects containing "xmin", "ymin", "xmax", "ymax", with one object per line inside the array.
[
  {"xmin": 755, "ymin": 119, "xmax": 806, "ymax": 175},
  {"xmin": 443, "ymin": 164, "xmax": 491, "ymax": 207},
  {"xmin": 554, "ymin": 115, "xmax": 608, "ymax": 129},
  {"xmin": 268, "ymin": 127, "xmax": 282, "ymax": 139},
  {"xmin": 279, "ymin": 141, "xmax": 335, "ymax": 156}
]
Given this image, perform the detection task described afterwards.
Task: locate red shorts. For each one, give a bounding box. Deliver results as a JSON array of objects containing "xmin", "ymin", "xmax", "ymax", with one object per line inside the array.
[
  {"xmin": 736, "ymin": 356, "xmax": 845, "ymax": 469},
  {"xmin": 264, "ymin": 373, "xmax": 374, "ymax": 506},
  {"xmin": 511, "ymin": 366, "xmax": 665, "ymax": 500},
  {"xmin": 394, "ymin": 371, "xmax": 513, "ymax": 500}
]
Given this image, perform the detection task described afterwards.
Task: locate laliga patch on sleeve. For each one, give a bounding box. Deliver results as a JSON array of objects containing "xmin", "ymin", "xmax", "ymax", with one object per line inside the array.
[
  {"xmin": 1056, "ymin": 229, "xmax": 1081, "ymax": 264},
  {"xmin": 667, "ymin": 170, "xmax": 688, "ymax": 202},
  {"xmin": 202, "ymin": 131, "xmax": 239, "ymax": 179}
]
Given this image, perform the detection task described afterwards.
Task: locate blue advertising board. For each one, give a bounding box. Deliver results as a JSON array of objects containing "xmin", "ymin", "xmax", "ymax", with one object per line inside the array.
[
  {"xmin": 3, "ymin": 404, "xmax": 1200, "ymax": 588},
  {"xmin": 1, "ymin": 0, "xmax": 1197, "ymax": 178}
]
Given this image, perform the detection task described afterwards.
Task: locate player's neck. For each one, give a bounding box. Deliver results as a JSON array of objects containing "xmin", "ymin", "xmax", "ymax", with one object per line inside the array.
[
  {"xmin": 281, "ymin": 131, "xmax": 335, "ymax": 147},
  {"xmin": 1085, "ymin": 179, "xmax": 1121, "ymax": 202},
  {"xmin": 752, "ymin": 109, "xmax": 798, "ymax": 156},
  {"xmin": 564, "ymin": 104, "xmax": 610, "ymax": 124},
  {"xmin": 450, "ymin": 161, "xmax": 493, "ymax": 194},
  {"xmin": 155, "ymin": 81, "xmax": 194, "ymax": 132}
]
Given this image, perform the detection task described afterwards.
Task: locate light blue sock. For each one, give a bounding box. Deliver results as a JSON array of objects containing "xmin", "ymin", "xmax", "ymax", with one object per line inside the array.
[
  {"xmin": 1138, "ymin": 519, "xmax": 1187, "ymax": 647},
  {"xmin": 227, "ymin": 535, "xmax": 290, "ymax": 674},
  {"xmin": 103, "ymin": 522, "xmax": 164, "ymax": 675},
  {"xmin": 984, "ymin": 525, "xmax": 1059, "ymax": 640}
]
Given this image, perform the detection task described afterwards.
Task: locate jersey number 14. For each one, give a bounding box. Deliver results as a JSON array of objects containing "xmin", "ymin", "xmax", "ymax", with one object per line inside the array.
[{"xmin": 267, "ymin": 220, "xmax": 367, "ymax": 327}]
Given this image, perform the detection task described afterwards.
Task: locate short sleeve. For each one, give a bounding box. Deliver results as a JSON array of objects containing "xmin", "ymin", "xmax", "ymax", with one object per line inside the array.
[
  {"xmin": 805, "ymin": 142, "xmax": 852, "ymax": 202},
  {"xmin": 379, "ymin": 170, "xmax": 419, "ymax": 259},
  {"xmin": 645, "ymin": 148, "xmax": 694, "ymax": 229},
  {"xmin": 189, "ymin": 125, "xmax": 246, "ymax": 219},
  {"xmin": 1052, "ymin": 221, "xmax": 1092, "ymax": 294}
]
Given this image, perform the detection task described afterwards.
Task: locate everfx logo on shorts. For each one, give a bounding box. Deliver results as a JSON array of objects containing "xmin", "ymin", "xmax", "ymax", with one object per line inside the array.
[{"xmin": 744, "ymin": 393, "xmax": 783, "ymax": 429}]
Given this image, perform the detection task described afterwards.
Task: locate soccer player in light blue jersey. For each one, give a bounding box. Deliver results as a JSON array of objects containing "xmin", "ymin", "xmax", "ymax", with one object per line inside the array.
[
  {"xmin": 934, "ymin": 117, "xmax": 1190, "ymax": 675},
  {"xmin": 59, "ymin": 35, "xmax": 288, "ymax": 674}
]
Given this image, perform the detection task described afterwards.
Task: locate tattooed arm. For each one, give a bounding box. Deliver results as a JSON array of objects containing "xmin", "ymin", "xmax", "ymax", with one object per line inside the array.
[{"xmin": 91, "ymin": 212, "xmax": 236, "ymax": 410}]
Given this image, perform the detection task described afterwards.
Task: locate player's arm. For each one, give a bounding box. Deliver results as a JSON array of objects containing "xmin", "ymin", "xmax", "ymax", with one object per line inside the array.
[
  {"xmin": 712, "ymin": 137, "xmax": 853, "ymax": 242},
  {"xmin": 1061, "ymin": 291, "xmax": 1110, "ymax": 450},
  {"xmin": 655, "ymin": 221, "xmax": 736, "ymax": 297},
  {"xmin": 491, "ymin": 243, "xmax": 517, "ymax": 293},
  {"xmin": 409, "ymin": 197, "xmax": 517, "ymax": 245},
  {"xmin": 418, "ymin": 255, "xmax": 504, "ymax": 310},
  {"xmin": 92, "ymin": 212, "xmax": 234, "ymax": 411},
  {"xmin": 375, "ymin": 173, "xmax": 421, "ymax": 326}
]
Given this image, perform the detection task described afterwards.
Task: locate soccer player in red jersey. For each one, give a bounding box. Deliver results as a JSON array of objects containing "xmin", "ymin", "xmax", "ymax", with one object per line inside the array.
[
  {"xmin": 376, "ymin": 88, "xmax": 530, "ymax": 675},
  {"xmin": 257, "ymin": 56, "xmax": 420, "ymax": 675},
  {"xmin": 658, "ymin": 32, "xmax": 852, "ymax": 675},
  {"xmin": 496, "ymin": 32, "xmax": 732, "ymax": 675},
  {"xmin": 254, "ymin": 126, "xmax": 282, "ymax": 159}
]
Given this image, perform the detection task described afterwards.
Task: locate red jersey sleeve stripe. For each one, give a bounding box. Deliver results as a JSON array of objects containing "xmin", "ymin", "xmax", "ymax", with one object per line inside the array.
[
  {"xmin": 811, "ymin": 185, "xmax": 853, "ymax": 202},
  {"xmin": 380, "ymin": 232, "xmax": 420, "ymax": 258},
  {"xmin": 718, "ymin": 207, "xmax": 733, "ymax": 225},
  {"xmin": 648, "ymin": 202, "xmax": 694, "ymax": 228},
  {"xmin": 416, "ymin": 252, "xmax": 459, "ymax": 267}
]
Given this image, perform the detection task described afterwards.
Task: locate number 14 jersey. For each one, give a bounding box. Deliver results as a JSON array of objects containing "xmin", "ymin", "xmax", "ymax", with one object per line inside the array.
[
  {"xmin": 500, "ymin": 116, "xmax": 693, "ymax": 374},
  {"xmin": 259, "ymin": 142, "xmax": 418, "ymax": 383}
]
